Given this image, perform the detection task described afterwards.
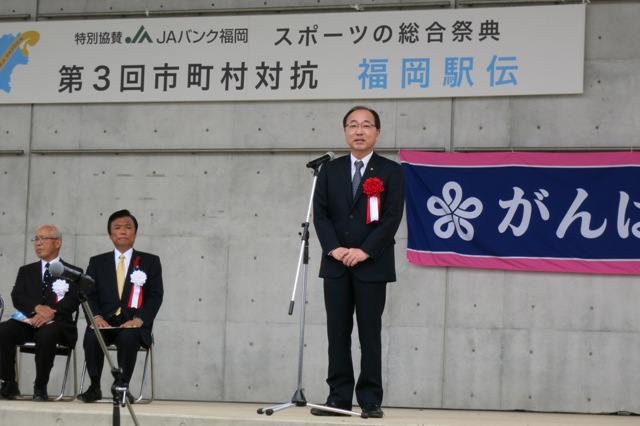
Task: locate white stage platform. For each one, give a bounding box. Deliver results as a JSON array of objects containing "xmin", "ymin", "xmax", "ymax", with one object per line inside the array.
[{"xmin": 0, "ymin": 400, "xmax": 637, "ymax": 426}]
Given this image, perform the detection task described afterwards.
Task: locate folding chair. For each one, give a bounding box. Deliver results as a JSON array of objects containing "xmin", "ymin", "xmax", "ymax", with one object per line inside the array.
[
  {"xmin": 15, "ymin": 310, "xmax": 79, "ymax": 401},
  {"xmin": 79, "ymin": 333, "xmax": 155, "ymax": 404}
]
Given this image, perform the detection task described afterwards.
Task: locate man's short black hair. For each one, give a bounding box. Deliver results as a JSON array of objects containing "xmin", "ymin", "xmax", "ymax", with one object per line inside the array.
[
  {"xmin": 107, "ymin": 209, "xmax": 139, "ymax": 234},
  {"xmin": 342, "ymin": 105, "xmax": 381, "ymax": 130}
]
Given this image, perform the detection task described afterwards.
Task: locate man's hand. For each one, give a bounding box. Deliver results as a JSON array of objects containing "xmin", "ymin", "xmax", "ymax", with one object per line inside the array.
[
  {"xmin": 121, "ymin": 318, "xmax": 143, "ymax": 328},
  {"xmin": 332, "ymin": 247, "xmax": 369, "ymax": 267},
  {"xmin": 93, "ymin": 316, "xmax": 110, "ymax": 328},
  {"xmin": 31, "ymin": 304, "xmax": 56, "ymax": 327}
]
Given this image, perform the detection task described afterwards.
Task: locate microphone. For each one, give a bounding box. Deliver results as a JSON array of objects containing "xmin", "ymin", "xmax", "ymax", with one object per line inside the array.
[
  {"xmin": 306, "ymin": 151, "xmax": 335, "ymax": 169},
  {"xmin": 49, "ymin": 261, "xmax": 95, "ymax": 288}
]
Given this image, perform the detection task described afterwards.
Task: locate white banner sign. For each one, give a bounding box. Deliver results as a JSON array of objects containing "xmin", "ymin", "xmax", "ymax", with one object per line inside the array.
[{"xmin": 0, "ymin": 5, "xmax": 585, "ymax": 104}]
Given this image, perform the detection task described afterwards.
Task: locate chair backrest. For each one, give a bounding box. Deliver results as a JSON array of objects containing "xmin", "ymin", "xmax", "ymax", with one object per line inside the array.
[{"xmin": 0, "ymin": 295, "xmax": 4, "ymax": 322}]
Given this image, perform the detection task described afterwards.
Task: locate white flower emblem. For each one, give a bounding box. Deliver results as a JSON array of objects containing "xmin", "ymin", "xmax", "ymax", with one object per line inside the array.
[
  {"xmin": 130, "ymin": 270, "xmax": 147, "ymax": 286},
  {"xmin": 52, "ymin": 279, "xmax": 69, "ymax": 299},
  {"xmin": 427, "ymin": 181, "xmax": 483, "ymax": 241}
]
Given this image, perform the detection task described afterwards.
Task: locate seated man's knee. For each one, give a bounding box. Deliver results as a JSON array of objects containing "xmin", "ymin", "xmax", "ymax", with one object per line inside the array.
[
  {"xmin": 115, "ymin": 329, "xmax": 141, "ymax": 349},
  {"xmin": 33, "ymin": 327, "xmax": 61, "ymax": 350}
]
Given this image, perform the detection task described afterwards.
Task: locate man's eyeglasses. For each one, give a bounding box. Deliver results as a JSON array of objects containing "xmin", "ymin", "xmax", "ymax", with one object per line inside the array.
[
  {"xmin": 31, "ymin": 237, "xmax": 59, "ymax": 244},
  {"xmin": 345, "ymin": 121, "xmax": 376, "ymax": 132}
]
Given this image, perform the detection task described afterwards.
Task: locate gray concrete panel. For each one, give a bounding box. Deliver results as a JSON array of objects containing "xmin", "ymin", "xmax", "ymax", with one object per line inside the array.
[
  {"xmin": 386, "ymin": 325, "xmax": 445, "ymax": 408},
  {"xmin": 395, "ymin": 98, "xmax": 453, "ymax": 150},
  {"xmin": 504, "ymin": 272, "xmax": 640, "ymax": 333},
  {"xmin": 0, "ymin": 106, "xmax": 31, "ymax": 151},
  {"xmin": 31, "ymin": 101, "xmax": 437, "ymax": 151},
  {"xmin": 388, "ymin": 262, "xmax": 446, "ymax": 328},
  {"xmin": 442, "ymin": 327, "xmax": 504, "ymax": 410},
  {"xmin": 26, "ymin": 156, "xmax": 86, "ymax": 235},
  {"xmin": 0, "ymin": 156, "xmax": 31, "ymax": 295},
  {"xmin": 501, "ymin": 330, "xmax": 640, "ymax": 414},
  {"xmin": 0, "ymin": 236, "xmax": 29, "ymax": 304},
  {"xmin": 37, "ymin": 0, "xmax": 449, "ymax": 15},
  {"xmin": 294, "ymin": 322, "xmax": 334, "ymax": 404},
  {"xmin": 507, "ymin": 60, "xmax": 640, "ymax": 148},
  {"xmin": 0, "ymin": 156, "xmax": 29, "ymax": 234},
  {"xmin": 223, "ymin": 321, "xmax": 312, "ymax": 402},
  {"xmin": 32, "ymin": 154, "xmax": 234, "ymax": 239},
  {"xmin": 0, "ymin": 0, "xmax": 36, "ymax": 17},
  {"xmin": 146, "ymin": 235, "xmax": 228, "ymax": 323},
  {"xmin": 226, "ymin": 235, "xmax": 307, "ymax": 324},
  {"xmin": 451, "ymin": 98, "xmax": 513, "ymax": 148},
  {"xmin": 446, "ymin": 268, "xmax": 507, "ymax": 330},
  {"xmin": 453, "ymin": 58, "xmax": 640, "ymax": 149},
  {"xmin": 225, "ymin": 154, "xmax": 318, "ymax": 238},
  {"xmin": 586, "ymin": 4, "xmax": 640, "ymax": 61},
  {"xmin": 154, "ymin": 320, "xmax": 225, "ymax": 401},
  {"xmin": 75, "ymin": 319, "xmax": 225, "ymax": 402},
  {"xmin": 32, "ymin": 104, "xmax": 236, "ymax": 150},
  {"xmin": 30, "ymin": 106, "xmax": 84, "ymax": 151},
  {"xmin": 429, "ymin": 5, "xmax": 640, "ymax": 150}
]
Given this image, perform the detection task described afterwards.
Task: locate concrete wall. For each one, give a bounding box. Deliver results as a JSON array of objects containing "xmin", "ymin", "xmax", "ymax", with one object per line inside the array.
[{"xmin": 1, "ymin": 0, "xmax": 639, "ymax": 414}]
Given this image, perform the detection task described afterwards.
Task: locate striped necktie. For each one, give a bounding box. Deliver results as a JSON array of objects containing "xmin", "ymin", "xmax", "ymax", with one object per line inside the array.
[{"xmin": 352, "ymin": 160, "xmax": 363, "ymax": 197}]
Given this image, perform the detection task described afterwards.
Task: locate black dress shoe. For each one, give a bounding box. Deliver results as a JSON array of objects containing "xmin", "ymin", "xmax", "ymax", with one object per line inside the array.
[
  {"xmin": 362, "ymin": 403, "xmax": 384, "ymax": 418},
  {"xmin": 0, "ymin": 380, "xmax": 20, "ymax": 400},
  {"xmin": 77, "ymin": 385, "xmax": 102, "ymax": 403},
  {"xmin": 310, "ymin": 401, "xmax": 352, "ymax": 416},
  {"xmin": 33, "ymin": 385, "xmax": 48, "ymax": 402}
]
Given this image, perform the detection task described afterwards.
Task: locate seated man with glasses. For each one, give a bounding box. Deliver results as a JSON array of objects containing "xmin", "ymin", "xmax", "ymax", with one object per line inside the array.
[{"xmin": 0, "ymin": 224, "xmax": 82, "ymax": 401}]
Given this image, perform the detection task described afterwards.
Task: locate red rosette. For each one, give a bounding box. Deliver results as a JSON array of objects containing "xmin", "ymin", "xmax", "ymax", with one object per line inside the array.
[
  {"xmin": 363, "ymin": 177, "xmax": 384, "ymax": 223},
  {"xmin": 363, "ymin": 177, "xmax": 384, "ymax": 196}
]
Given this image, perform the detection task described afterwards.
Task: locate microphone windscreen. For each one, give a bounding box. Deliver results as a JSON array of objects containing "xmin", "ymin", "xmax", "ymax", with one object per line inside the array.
[{"xmin": 49, "ymin": 261, "xmax": 65, "ymax": 277}]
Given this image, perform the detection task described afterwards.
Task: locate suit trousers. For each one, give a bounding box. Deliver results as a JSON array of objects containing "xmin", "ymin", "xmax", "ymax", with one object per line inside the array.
[
  {"xmin": 323, "ymin": 269, "xmax": 387, "ymax": 407},
  {"xmin": 0, "ymin": 320, "xmax": 69, "ymax": 386},
  {"xmin": 82, "ymin": 324, "xmax": 143, "ymax": 384}
]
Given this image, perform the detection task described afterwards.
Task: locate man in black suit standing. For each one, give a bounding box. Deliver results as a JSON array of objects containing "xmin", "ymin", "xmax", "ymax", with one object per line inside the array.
[
  {"xmin": 311, "ymin": 106, "xmax": 405, "ymax": 418},
  {"xmin": 0, "ymin": 224, "xmax": 82, "ymax": 401},
  {"xmin": 78, "ymin": 209, "xmax": 163, "ymax": 403}
]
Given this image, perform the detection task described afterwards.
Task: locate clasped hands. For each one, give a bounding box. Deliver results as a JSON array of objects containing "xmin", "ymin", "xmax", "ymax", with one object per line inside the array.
[
  {"xmin": 31, "ymin": 304, "xmax": 56, "ymax": 328},
  {"xmin": 331, "ymin": 247, "xmax": 369, "ymax": 267}
]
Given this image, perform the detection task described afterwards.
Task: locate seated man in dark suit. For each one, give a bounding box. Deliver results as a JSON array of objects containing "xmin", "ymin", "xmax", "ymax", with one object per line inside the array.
[
  {"xmin": 78, "ymin": 209, "xmax": 163, "ymax": 403},
  {"xmin": 0, "ymin": 224, "xmax": 82, "ymax": 401}
]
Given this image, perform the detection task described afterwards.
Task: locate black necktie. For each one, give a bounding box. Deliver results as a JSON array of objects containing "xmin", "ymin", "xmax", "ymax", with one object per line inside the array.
[
  {"xmin": 43, "ymin": 262, "xmax": 52, "ymax": 297},
  {"xmin": 352, "ymin": 160, "xmax": 363, "ymax": 197}
]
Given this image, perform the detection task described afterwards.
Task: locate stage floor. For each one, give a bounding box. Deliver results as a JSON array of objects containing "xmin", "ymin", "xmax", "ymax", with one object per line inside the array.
[{"xmin": 0, "ymin": 400, "xmax": 637, "ymax": 426}]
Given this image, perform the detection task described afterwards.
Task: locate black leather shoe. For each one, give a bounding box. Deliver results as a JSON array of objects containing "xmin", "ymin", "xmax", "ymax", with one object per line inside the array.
[
  {"xmin": 77, "ymin": 385, "xmax": 102, "ymax": 403},
  {"xmin": 0, "ymin": 380, "xmax": 20, "ymax": 400},
  {"xmin": 33, "ymin": 385, "xmax": 48, "ymax": 402},
  {"xmin": 362, "ymin": 403, "xmax": 384, "ymax": 418},
  {"xmin": 310, "ymin": 401, "xmax": 352, "ymax": 416}
]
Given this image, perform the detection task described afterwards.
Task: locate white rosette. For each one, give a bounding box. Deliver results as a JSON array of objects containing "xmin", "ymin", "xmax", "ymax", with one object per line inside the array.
[
  {"xmin": 129, "ymin": 270, "xmax": 147, "ymax": 308},
  {"xmin": 52, "ymin": 279, "xmax": 69, "ymax": 301}
]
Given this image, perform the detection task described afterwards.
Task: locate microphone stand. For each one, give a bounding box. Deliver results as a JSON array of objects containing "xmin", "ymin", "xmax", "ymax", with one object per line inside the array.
[
  {"xmin": 257, "ymin": 163, "xmax": 366, "ymax": 419},
  {"xmin": 77, "ymin": 287, "xmax": 139, "ymax": 426}
]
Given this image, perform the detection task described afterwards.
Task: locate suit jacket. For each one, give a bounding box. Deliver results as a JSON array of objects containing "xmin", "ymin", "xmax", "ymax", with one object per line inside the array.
[
  {"xmin": 10, "ymin": 259, "xmax": 82, "ymax": 343},
  {"xmin": 84, "ymin": 249, "xmax": 163, "ymax": 345},
  {"xmin": 313, "ymin": 151, "xmax": 405, "ymax": 282}
]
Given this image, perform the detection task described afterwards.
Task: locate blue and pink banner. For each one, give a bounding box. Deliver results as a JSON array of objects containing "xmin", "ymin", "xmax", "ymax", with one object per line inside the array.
[{"xmin": 400, "ymin": 150, "xmax": 640, "ymax": 275}]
